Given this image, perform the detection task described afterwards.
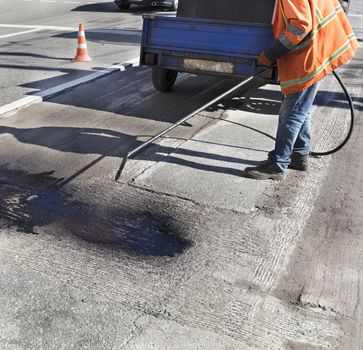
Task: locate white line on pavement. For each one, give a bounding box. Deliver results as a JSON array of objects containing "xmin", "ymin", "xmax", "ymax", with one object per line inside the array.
[
  {"xmin": 0, "ymin": 28, "xmax": 42, "ymax": 39},
  {"xmin": 0, "ymin": 24, "xmax": 78, "ymax": 31},
  {"xmin": 0, "ymin": 57, "xmax": 140, "ymax": 117},
  {"xmin": 0, "ymin": 24, "xmax": 142, "ymax": 35},
  {"xmin": 0, "ymin": 96, "xmax": 42, "ymax": 116}
]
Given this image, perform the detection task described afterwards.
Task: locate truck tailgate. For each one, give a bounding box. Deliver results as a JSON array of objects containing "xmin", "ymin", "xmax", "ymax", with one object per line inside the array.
[
  {"xmin": 142, "ymin": 15, "xmax": 273, "ymax": 59},
  {"xmin": 140, "ymin": 15, "xmax": 276, "ymax": 79}
]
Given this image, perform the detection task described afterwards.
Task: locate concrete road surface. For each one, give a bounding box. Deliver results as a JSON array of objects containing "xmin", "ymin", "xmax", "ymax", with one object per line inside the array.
[{"xmin": 0, "ymin": 1, "xmax": 362, "ymax": 349}]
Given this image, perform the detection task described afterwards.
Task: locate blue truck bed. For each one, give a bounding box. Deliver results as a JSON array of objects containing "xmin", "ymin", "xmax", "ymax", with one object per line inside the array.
[{"xmin": 140, "ymin": 15, "xmax": 277, "ymax": 80}]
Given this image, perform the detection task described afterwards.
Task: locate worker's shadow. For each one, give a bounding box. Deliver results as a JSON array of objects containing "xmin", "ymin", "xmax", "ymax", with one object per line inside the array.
[
  {"xmin": 0, "ymin": 126, "xmax": 137, "ymax": 157},
  {"xmin": 0, "ymin": 124, "xmax": 269, "ymax": 183}
]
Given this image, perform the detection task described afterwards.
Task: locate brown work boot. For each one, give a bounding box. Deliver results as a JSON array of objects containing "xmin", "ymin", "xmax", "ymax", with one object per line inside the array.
[
  {"xmin": 289, "ymin": 152, "xmax": 309, "ymax": 171},
  {"xmin": 244, "ymin": 158, "xmax": 287, "ymax": 180}
]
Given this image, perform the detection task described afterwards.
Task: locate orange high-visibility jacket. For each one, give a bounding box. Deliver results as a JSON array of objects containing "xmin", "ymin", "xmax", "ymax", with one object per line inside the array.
[{"xmin": 266, "ymin": 0, "xmax": 358, "ymax": 95}]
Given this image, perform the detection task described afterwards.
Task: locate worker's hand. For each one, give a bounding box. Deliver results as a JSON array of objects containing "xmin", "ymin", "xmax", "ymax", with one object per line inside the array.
[{"xmin": 258, "ymin": 52, "xmax": 273, "ymax": 66}]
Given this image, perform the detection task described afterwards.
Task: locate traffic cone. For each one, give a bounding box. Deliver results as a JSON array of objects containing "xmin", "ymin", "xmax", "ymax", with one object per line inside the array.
[{"xmin": 73, "ymin": 23, "xmax": 91, "ymax": 62}]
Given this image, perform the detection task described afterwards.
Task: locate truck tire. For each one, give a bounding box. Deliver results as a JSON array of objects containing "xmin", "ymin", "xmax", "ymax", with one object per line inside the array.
[
  {"xmin": 115, "ymin": 1, "xmax": 130, "ymax": 10},
  {"xmin": 152, "ymin": 67, "xmax": 178, "ymax": 92},
  {"xmin": 339, "ymin": 0, "xmax": 349, "ymax": 12},
  {"xmin": 170, "ymin": 0, "xmax": 178, "ymax": 11}
]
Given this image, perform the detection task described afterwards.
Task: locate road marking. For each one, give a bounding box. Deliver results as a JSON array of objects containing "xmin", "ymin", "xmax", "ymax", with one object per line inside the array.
[
  {"xmin": 0, "ymin": 96, "xmax": 42, "ymax": 116},
  {"xmin": 0, "ymin": 24, "xmax": 77, "ymax": 31},
  {"xmin": 0, "ymin": 24, "xmax": 142, "ymax": 36},
  {"xmin": 0, "ymin": 56, "xmax": 140, "ymax": 117},
  {"xmin": 0, "ymin": 28, "xmax": 42, "ymax": 39}
]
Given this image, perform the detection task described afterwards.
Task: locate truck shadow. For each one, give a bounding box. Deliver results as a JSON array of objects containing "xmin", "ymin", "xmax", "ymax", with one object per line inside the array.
[
  {"xmin": 53, "ymin": 29, "xmax": 142, "ymax": 46},
  {"xmin": 43, "ymin": 67, "xmax": 283, "ymax": 122}
]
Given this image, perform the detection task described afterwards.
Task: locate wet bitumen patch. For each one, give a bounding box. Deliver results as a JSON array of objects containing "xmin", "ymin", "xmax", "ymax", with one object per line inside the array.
[
  {"xmin": 63, "ymin": 207, "xmax": 192, "ymax": 257},
  {"xmin": 0, "ymin": 169, "xmax": 72, "ymax": 233},
  {"xmin": 0, "ymin": 168, "xmax": 193, "ymax": 257}
]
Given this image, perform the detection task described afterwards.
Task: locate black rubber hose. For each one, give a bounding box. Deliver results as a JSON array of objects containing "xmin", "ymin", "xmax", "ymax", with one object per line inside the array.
[{"xmin": 310, "ymin": 70, "xmax": 355, "ymax": 156}]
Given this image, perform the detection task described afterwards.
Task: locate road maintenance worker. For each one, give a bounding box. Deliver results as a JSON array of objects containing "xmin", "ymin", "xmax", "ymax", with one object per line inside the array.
[{"xmin": 244, "ymin": 0, "xmax": 358, "ymax": 180}]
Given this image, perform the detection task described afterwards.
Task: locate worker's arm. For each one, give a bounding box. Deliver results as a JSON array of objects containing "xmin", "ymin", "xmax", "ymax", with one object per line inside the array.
[{"xmin": 259, "ymin": 0, "xmax": 313, "ymax": 65}]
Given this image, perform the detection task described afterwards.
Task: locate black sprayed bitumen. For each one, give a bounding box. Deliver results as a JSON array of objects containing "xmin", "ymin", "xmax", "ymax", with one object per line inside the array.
[
  {"xmin": 0, "ymin": 169, "xmax": 192, "ymax": 257},
  {"xmin": 72, "ymin": 209, "xmax": 192, "ymax": 257}
]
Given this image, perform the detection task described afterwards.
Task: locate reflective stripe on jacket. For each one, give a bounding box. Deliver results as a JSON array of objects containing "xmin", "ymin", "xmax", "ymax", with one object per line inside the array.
[{"xmin": 267, "ymin": 0, "xmax": 358, "ymax": 95}]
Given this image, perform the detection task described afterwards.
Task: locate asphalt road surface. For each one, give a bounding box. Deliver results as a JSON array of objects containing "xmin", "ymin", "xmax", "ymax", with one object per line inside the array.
[
  {"xmin": 0, "ymin": 1, "xmax": 362, "ymax": 349},
  {"xmin": 0, "ymin": 0, "xmax": 176, "ymax": 105}
]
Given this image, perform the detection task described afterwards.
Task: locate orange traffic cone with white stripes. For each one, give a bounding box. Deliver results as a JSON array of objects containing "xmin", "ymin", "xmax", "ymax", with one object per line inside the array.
[{"xmin": 73, "ymin": 23, "xmax": 91, "ymax": 62}]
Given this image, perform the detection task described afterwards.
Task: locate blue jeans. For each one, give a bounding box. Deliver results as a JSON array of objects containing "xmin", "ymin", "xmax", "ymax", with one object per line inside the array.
[{"xmin": 270, "ymin": 81, "xmax": 322, "ymax": 172}]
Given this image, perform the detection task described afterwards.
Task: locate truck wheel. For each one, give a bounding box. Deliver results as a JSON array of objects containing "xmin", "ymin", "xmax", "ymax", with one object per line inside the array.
[
  {"xmin": 115, "ymin": 1, "xmax": 130, "ymax": 10},
  {"xmin": 170, "ymin": 0, "xmax": 178, "ymax": 11},
  {"xmin": 152, "ymin": 67, "xmax": 178, "ymax": 92}
]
